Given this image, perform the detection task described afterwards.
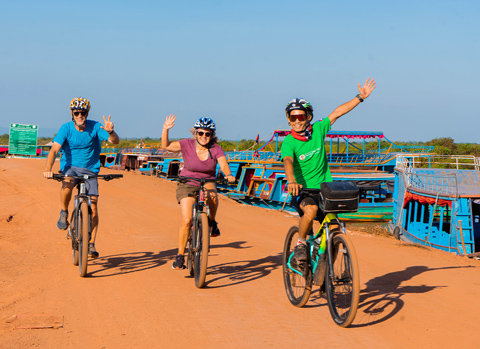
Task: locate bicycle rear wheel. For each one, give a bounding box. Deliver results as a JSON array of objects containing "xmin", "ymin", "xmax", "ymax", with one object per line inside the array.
[
  {"xmin": 282, "ymin": 226, "xmax": 312, "ymax": 307},
  {"xmin": 78, "ymin": 201, "xmax": 90, "ymax": 277},
  {"xmin": 325, "ymin": 232, "xmax": 360, "ymax": 327},
  {"xmin": 193, "ymin": 212, "xmax": 209, "ymax": 288}
]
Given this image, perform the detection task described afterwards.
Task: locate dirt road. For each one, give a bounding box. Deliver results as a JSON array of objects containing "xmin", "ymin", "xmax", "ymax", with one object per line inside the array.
[{"xmin": 1, "ymin": 158, "xmax": 479, "ymax": 348}]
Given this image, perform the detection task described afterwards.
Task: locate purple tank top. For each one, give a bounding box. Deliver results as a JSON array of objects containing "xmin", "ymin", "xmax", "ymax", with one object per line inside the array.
[{"xmin": 179, "ymin": 138, "xmax": 226, "ymax": 186}]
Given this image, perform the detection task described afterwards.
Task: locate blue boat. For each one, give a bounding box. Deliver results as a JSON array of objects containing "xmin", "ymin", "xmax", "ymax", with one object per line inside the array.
[
  {"xmin": 220, "ymin": 130, "xmax": 434, "ymax": 221},
  {"xmin": 388, "ymin": 155, "xmax": 480, "ymax": 257}
]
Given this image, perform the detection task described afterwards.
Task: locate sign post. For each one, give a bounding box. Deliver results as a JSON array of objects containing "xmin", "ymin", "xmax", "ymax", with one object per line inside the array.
[{"xmin": 9, "ymin": 124, "xmax": 38, "ymax": 156}]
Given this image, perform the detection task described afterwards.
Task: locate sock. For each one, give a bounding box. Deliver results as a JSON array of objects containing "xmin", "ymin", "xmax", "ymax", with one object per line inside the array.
[{"xmin": 297, "ymin": 238, "xmax": 306, "ymax": 245}]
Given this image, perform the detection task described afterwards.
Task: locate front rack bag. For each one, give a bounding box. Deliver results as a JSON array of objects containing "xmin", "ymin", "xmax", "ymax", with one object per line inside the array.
[{"xmin": 320, "ymin": 181, "xmax": 359, "ymax": 213}]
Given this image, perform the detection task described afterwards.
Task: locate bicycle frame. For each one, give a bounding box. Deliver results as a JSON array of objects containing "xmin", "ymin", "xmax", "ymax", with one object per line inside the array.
[{"xmin": 287, "ymin": 212, "xmax": 345, "ymax": 280}]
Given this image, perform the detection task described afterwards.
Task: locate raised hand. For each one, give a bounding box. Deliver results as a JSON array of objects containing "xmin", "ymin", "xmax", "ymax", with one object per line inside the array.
[
  {"xmin": 163, "ymin": 114, "xmax": 176, "ymax": 130},
  {"xmin": 101, "ymin": 115, "xmax": 114, "ymax": 133},
  {"xmin": 357, "ymin": 78, "xmax": 377, "ymax": 100}
]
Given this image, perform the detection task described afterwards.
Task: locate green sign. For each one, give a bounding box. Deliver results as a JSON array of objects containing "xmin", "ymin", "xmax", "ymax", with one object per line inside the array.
[{"xmin": 9, "ymin": 123, "xmax": 38, "ymax": 156}]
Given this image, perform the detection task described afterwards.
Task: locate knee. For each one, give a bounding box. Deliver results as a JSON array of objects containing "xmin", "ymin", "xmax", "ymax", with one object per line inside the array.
[
  {"xmin": 302, "ymin": 205, "xmax": 318, "ymax": 220},
  {"xmin": 181, "ymin": 217, "xmax": 193, "ymax": 228}
]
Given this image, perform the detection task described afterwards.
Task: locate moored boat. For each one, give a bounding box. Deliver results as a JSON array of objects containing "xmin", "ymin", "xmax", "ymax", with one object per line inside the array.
[{"xmin": 388, "ymin": 155, "xmax": 480, "ymax": 257}]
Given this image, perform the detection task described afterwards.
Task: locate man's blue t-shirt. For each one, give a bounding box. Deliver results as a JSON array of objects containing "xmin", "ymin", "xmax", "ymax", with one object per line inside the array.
[{"xmin": 53, "ymin": 120, "xmax": 109, "ymax": 173}]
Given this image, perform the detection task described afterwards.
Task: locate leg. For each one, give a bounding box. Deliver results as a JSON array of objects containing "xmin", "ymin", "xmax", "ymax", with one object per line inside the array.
[
  {"xmin": 204, "ymin": 182, "xmax": 218, "ymax": 220},
  {"xmin": 298, "ymin": 201, "xmax": 318, "ymax": 239},
  {"xmin": 60, "ymin": 179, "xmax": 75, "ymax": 210},
  {"xmin": 178, "ymin": 197, "xmax": 195, "ymax": 255},
  {"xmin": 88, "ymin": 196, "xmax": 100, "ymax": 259},
  {"xmin": 204, "ymin": 182, "xmax": 221, "ymax": 236},
  {"xmin": 57, "ymin": 179, "xmax": 75, "ymax": 230},
  {"xmin": 90, "ymin": 196, "xmax": 98, "ymax": 243},
  {"xmin": 293, "ymin": 198, "xmax": 318, "ymax": 262}
]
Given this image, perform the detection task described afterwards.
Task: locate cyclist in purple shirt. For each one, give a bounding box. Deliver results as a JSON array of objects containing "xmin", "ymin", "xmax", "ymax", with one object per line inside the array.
[{"xmin": 162, "ymin": 115, "xmax": 235, "ymax": 269}]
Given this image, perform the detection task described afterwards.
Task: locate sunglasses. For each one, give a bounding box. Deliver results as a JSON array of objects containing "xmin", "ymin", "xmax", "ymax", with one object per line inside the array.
[
  {"xmin": 73, "ymin": 111, "xmax": 87, "ymax": 116},
  {"xmin": 288, "ymin": 114, "xmax": 306, "ymax": 122},
  {"xmin": 197, "ymin": 131, "xmax": 212, "ymax": 137}
]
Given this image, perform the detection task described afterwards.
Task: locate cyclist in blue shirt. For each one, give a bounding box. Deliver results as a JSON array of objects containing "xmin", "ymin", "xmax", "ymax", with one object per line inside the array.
[{"xmin": 43, "ymin": 97, "xmax": 119, "ymax": 258}]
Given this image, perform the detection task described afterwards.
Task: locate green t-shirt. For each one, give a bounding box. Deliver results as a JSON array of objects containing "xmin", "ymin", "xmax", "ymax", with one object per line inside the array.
[{"xmin": 281, "ymin": 118, "xmax": 332, "ymax": 189}]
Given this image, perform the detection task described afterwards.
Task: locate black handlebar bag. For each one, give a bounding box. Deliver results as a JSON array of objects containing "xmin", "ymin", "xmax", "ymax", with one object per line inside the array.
[{"xmin": 320, "ymin": 181, "xmax": 359, "ymax": 213}]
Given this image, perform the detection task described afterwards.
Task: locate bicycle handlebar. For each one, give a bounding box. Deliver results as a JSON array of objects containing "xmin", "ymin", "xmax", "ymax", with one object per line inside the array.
[
  {"xmin": 51, "ymin": 173, "xmax": 123, "ymax": 182},
  {"xmin": 177, "ymin": 176, "xmax": 229, "ymax": 185}
]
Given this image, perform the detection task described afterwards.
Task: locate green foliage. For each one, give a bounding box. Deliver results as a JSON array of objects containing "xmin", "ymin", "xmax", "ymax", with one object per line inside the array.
[{"xmin": 0, "ymin": 134, "xmax": 8, "ymax": 144}]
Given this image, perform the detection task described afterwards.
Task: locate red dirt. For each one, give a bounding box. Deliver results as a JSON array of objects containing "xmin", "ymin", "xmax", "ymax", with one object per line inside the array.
[{"xmin": 1, "ymin": 158, "xmax": 479, "ymax": 348}]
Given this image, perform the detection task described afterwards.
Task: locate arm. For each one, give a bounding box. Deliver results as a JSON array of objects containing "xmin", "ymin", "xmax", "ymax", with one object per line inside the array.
[
  {"xmin": 43, "ymin": 142, "xmax": 62, "ymax": 178},
  {"xmin": 283, "ymin": 156, "xmax": 302, "ymax": 196},
  {"xmin": 162, "ymin": 114, "xmax": 181, "ymax": 152},
  {"xmin": 101, "ymin": 115, "xmax": 120, "ymax": 144},
  {"xmin": 328, "ymin": 78, "xmax": 376, "ymax": 126},
  {"xmin": 217, "ymin": 156, "xmax": 235, "ymax": 183}
]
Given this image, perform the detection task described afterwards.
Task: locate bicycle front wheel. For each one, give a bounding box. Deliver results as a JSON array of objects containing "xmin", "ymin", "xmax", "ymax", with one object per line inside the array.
[
  {"xmin": 71, "ymin": 210, "xmax": 79, "ymax": 266},
  {"xmin": 193, "ymin": 212, "xmax": 209, "ymax": 288},
  {"xmin": 186, "ymin": 228, "xmax": 194, "ymax": 276},
  {"xmin": 325, "ymin": 232, "xmax": 360, "ymax": 327},
  {"xmin": 78, "ymin": 201, "xmax": 90, "ymax": 277},
  {"xmin": 282, "ymin": 226, "xmax": 312, "ymax": 307}
]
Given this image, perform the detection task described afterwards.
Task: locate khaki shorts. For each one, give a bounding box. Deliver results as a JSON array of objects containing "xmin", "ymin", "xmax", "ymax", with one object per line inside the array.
[{"xmin": 176, "ymin": 182, "xmax": 200, "ymax": 204}]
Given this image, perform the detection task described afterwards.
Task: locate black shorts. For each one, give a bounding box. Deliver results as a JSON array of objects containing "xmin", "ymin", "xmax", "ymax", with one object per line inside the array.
[{"xmin": 291, "ymin": 192, "xmax": 325, "ymax": 222}]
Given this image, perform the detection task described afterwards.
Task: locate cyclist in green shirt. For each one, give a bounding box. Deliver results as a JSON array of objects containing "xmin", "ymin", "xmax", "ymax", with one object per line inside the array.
[{"xmin": 281, "ymin": 78, "xmax": 376, "ymax": 261}]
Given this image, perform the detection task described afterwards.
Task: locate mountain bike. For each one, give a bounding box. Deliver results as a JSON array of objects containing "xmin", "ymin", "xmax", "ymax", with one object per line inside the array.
[
  {"xmin": 282, "ymin": 186, "xmax": 360, "ymax": 328},
  {"xmin": 177, "ymin": 177, "xmax": 227, "ymax": 288},
  {"xmin": 51, "ymin": 173, "xmax": 123, "ymax": 277}
]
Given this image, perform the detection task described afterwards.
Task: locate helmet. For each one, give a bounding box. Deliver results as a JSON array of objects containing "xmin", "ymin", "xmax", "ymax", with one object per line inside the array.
[
  {"xmin": 70, "ymin": 97, "xmax": 91, "ymax": 111},
  {"xmin": 285, "ymin": 98, "xmax": 313, "ymax": 117},
  {"xmin": 194, "ymin": 117, "xmax": 216, "ymax": 131}
]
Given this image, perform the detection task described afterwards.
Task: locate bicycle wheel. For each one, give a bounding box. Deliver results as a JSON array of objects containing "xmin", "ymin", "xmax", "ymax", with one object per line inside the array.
[
  {"xmin": 78, "ymin": 201, "xmax": 90, "ymax": 277},
  {"xmin": 186, "ymin": 228, "xmax": 194, "ymax": 276},
  {"xmin": 325, "ymin": 232, "xmax": 360, "ymax": 327},
  {"xmin": 282, "ymin": 226, "xmax": 312, "ymax": 307},
  {"xmin": 71, "ymin": 210, "xmax": 79, "ymax": 266},
  {"xmin": 193, "ymin": 212, "xmax": 209, "ymax": 288}
]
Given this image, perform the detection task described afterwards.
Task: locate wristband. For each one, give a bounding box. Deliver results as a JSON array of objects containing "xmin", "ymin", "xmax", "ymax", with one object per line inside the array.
[
  {"xmin": 108, "ymin": 129, "xmax": 114, "ymax": 135},
  {"xmin": 356, "ymin": 94, "xmax": 364, "ymax": 102}
]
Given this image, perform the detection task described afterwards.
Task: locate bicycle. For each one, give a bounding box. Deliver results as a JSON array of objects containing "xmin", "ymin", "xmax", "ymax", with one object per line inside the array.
[
  {"xmin": 282, "ymin": 185, "xmax": 360, "ymax": 328},
  {"xmin": 50, "ymin": 173, "xmax": 123, "ymax": 277},
  {"xmin": 177, "ymin": 176, "xmax": 228, "ymax": 288}
]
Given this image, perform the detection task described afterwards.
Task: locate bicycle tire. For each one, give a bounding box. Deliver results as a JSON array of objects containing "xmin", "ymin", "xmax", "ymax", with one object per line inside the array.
[
  {"xmin": 193, "ymin": 212, "xmax": 209, "ymax": 288},
  {"xmin": 282, "ymin": 226, "xmax": 312, "ymax": 307},
  {"xmin": 325, "ymin": 232, "xmax": 360, "ymax": 327},
  {"xmin": 78, "ymin": 201, "xmax": 90, "ymax": 277},
  {"xmin": 71, "ymin": 210, "xmax": 79, "ymax": 266},
  {"xmin": 186, "ymin": 228, "xmax": 194, "ymax": 276}
]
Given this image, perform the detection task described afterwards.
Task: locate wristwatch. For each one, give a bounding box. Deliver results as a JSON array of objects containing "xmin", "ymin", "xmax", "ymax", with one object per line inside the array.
[{"xmin": 356, "ymin": 94, "xmax": 364, "ymax": 102}]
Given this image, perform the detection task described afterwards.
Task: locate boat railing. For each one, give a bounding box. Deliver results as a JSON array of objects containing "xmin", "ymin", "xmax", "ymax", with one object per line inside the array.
[
  {"xmin": 407, "ymin": 171, "xmax": 458, "ymax": 197},
  {"xmin": 396, "ymin": 154, "xmax": 479, "ymax": 170},
  {"xmin": 396, "ymin": 154, "xmax": 460, "ymax": 197},
  {"xmin": 121, "ymin": 147, "xmax": 181, "ymax": 157}
]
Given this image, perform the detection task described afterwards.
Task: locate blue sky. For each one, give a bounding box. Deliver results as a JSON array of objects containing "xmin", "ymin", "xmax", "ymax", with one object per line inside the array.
[{"xmin": 1, "ymin": 0, "xmax": 479, "ymax": 142}]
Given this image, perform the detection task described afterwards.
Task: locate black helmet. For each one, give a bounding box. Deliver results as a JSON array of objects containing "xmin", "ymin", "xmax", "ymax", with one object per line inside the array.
[{"xmin": 285, "ymin": 98, "xmax": 313, "ymax": 117}]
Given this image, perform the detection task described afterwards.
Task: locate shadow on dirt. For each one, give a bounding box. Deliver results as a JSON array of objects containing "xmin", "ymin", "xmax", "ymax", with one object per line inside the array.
[
  {"xmin": 87, "ymin": 241, "xmax": 253, "ymax": 278},
  {"xmin": 205, "ymin": 249, "xmax": 282, "ymax": 288},
  {"xmin": 88, "ymin": 248, "xmax": 177, "ymax": 278},
  {"xmin": 352, "ymin": 265, "xmax": 471, "ymax": 327}
]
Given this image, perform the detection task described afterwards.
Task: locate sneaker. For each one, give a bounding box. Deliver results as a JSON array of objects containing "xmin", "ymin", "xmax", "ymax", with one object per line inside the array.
[
  {"xmin": 57, "ymin": 210, "xmax": 69, "ymax": 230},
  {"xmin": 88, "ymin": 243, "xmax": 99, "ymax": 259},
  {"xmin": 293, "ymin": 243, "xmax": 308, "ymax": 262},
  {"xmin": 172, "ymin": 254, "xmax": 186, "ymax": 270},
  {"xmin": 210, "ymin": 220, "xmax": 221, "ymax": 237}
]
